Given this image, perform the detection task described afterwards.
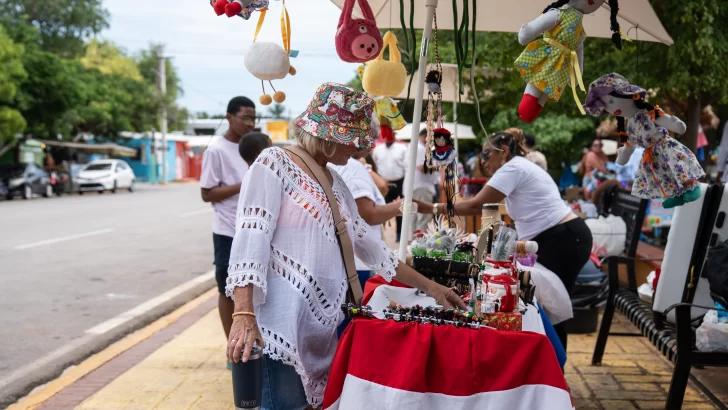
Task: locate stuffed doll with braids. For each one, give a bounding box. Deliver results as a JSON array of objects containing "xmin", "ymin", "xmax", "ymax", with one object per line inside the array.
[
  {"xmin": 584, "ymin": 73, "xmax": 706, "ymax": 208},
  {"xmin": 514, "ymin": 0, "xmax": 622, "ymax": 123}
]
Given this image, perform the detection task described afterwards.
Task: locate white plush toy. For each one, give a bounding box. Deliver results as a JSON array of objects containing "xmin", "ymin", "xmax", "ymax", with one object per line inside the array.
[
  {"xmin": 514, "ymin": 0, "xmax": 622, "ymax": 123},
  {"xmin": 243, "ymin": 3, "xmax": 296, "ymax": 106},
  {"xmin": 244, "ymin": 42, "xmax": 296, "ymax": 106}
]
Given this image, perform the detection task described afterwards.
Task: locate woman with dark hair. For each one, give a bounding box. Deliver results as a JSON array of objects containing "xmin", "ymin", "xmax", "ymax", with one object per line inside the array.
[{"xmin": 415, "ymin": 128, "xmax": 592, "ymax": 349}]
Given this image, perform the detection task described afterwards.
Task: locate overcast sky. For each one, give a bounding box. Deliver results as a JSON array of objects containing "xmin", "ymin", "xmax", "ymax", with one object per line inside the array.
[{"xmin": 100, "ymin": 0, "xmax": 360, "ymax": 118}]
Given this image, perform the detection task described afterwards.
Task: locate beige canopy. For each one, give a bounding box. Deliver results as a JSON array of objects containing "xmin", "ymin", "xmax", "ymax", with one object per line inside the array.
[{"xmin": 331, "ymin": 0, "xmax": 673, "ymax": 45}]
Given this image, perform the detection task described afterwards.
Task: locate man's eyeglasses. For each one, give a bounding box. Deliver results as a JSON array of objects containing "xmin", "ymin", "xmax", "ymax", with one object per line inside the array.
[
  {"xmin": 234, "ymin": 115, "xmax": 257, "ymax": 124},
  {"xmin": 592, "ymin": 143, "xmax": 602, "ymax": 148}
]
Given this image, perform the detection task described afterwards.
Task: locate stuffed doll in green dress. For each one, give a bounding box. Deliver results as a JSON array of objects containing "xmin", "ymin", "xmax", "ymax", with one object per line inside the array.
[{"xmin": 514, "ymin": 0, "xmax": 622, "ymax": 123}]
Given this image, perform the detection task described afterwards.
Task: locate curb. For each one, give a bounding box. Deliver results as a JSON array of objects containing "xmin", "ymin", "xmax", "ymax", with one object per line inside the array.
[{"xmin": 0, "ymin": 276, "xmax": 216, "ymax": 409}]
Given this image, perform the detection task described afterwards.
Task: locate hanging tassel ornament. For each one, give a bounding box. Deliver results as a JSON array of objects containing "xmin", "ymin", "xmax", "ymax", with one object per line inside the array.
[{"xmin": 424, "ymin": 12, "xmax": 445, "ymax": 175}]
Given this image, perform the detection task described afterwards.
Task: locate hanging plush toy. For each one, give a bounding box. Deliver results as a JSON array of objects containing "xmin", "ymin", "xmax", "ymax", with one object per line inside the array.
[
  {"xmin": 243, "ymin": 3, "xmax": 296, "ymax": 105},
  {"xmin": 514, "ymin": 0, "xmax": 623, "ymax": 123},
  {"xmin": 362, "ymin": 31, "xmax": 408, "ymax": 139},
  {"xmin": 584, "ymin": 73, "xmax": 706, "ymax": 208},
  {"xmin": 335, "ymin": 0, "xmax": 383, "ymax": 63},
  {"xmin": 211, "ymin": 0, "xmax": 268, "ymax": 19}
]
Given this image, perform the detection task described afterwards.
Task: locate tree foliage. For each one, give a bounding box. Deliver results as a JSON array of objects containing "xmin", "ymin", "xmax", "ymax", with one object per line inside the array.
[
  {"xmin": 0, "ymin": 25, "xmax": 27, "ymax": 144},
  {"xmin": 0, "ymin": 14, "xmax": 188, "ymax": 146},
  {"xmin": 0, "ymin": 0, "xmax": 109, "ymax": 58},
  {"xmin": 81, "ymin": 40, "xmax": 142, "ymax": 81}
]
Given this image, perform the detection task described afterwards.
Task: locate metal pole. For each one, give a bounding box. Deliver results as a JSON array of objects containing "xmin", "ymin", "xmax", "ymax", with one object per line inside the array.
[
  {"xmin": 158, "ymin": 50, "xmax": 168, "ymax": 184},
  {"xmin": 398, "ymin": 0, "xmax": 439, "ymax": 262}
]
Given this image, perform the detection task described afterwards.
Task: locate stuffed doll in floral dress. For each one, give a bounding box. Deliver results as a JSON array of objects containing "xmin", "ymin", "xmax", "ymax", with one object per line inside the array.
[
  {"xmin": 584, "ymin": 73, "xmax": 705, "ymax": 208},
  {"xmin": 514, "ymin": 0, "xmax": 622, "ymax": 123}
]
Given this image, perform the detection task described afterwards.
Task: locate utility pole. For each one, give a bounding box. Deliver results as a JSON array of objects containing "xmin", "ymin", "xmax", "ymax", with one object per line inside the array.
[{"xmin": 158, "ymin": 49, "xmax": 168, "ymax": 185}]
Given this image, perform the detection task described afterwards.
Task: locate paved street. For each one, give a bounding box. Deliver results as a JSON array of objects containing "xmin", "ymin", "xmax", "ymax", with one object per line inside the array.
[{"xmin": 0, "ymin": 183, "xmax": 215, "ymax": 403}]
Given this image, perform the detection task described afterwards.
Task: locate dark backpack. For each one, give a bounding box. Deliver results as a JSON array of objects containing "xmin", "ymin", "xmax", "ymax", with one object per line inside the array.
[{"xmin": 704, "ymin": 240, "xmax": 728, "ymax": 307}]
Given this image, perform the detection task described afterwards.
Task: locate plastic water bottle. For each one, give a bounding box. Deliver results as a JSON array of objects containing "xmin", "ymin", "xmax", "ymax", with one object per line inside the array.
[{"xmin": 232, "ymin": 345, "xmax": 263, "ymax": 409}]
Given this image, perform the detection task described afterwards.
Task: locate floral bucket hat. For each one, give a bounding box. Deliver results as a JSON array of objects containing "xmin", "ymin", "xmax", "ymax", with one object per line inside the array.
[
  {"xmin": 295, "ymin": 82, "xmax": 377, "ymax": 149},
  {"xmin": 583, "ymin": 73, "xmax": 647, "ymax": 117}
]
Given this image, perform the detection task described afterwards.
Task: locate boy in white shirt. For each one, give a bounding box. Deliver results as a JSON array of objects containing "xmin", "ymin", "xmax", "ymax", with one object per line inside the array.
[{"xmin": 200, "ymin": 96, "xmax": 256, "ymax": 348}]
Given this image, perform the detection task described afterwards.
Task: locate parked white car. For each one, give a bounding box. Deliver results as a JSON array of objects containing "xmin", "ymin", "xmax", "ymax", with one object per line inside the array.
[{"xmin": 75, "ymin": 160, "xmax": 135, "ymax": 194}]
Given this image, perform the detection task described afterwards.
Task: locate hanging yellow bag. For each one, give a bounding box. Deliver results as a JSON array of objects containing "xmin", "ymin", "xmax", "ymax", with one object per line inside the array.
[{"xmin": 362, "ymin": 31, "xmax": 407, "ymax": 97}]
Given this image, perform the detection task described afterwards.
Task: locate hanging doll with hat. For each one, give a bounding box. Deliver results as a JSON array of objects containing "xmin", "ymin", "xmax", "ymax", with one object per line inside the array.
[
  {"xmin": 514, "ymin": 0, "xmax": 623, "ymax": 123},
  {"xmin": 584, "ymin": 73, "xmax": 706, "ymax": 208}
]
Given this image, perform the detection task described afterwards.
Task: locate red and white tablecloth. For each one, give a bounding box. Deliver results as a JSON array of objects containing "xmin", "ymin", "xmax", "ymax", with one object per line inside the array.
[{"xmin": 322, "ymin": 277, "xmax": 573, "ymax": 410}]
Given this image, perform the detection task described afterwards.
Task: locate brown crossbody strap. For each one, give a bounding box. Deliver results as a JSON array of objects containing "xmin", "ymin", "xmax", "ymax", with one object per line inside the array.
[{"xmin": 285, "ymin": 145, "xmax": 363, "ymax": 304}]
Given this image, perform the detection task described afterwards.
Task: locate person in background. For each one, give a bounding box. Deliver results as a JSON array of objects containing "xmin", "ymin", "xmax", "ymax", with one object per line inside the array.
[
  {"xmin": 371, "ymin": 131, "xmax": 408, "ymax": 242},
  {"xmin": 582, "ymin": 138, "xmax": 611, "ymax": 200},
  {"xmin": 200, "ymin": 96, "xmax": 256, "ymax": 358},
  {"xmin": 413, "ymin": 128, "xmax": 440, "ymax": 234},
  {"xmin": 360, "ymin": 154, "xmax": 389, "ymax": 197},
  {"xmin": 331, "ymin": 150, "xmax": 402, "ymax": 294},
  {"xmin": 524, "ymin": 134, "xmax": 548, "ymax": 171},
  {"xmin": 716, "ymin": 121, "xmax": 728, "ymax": 183},
  {"xmin": 415, "ymin": 127, "xmax": 592, "ymax": 350},
  {"xmin": 238, "ymin": 132, "xmax": 272, "ymax": 166}
]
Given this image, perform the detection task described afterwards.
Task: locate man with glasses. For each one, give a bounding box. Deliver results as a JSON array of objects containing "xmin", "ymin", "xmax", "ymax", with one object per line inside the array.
[{"xmin": 200, "ymin": 96, "xmax": 256, "ymax": 360}]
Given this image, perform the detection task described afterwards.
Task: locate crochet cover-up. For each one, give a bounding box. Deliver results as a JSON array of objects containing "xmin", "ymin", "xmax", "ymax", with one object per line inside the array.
[{"xmin": 226, "ymin": 147, "xmax": 399, "ymax": 407}]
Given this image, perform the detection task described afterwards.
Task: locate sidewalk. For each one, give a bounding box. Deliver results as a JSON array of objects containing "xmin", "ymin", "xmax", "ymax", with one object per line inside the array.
[{"xmin": 10, "ymin": 286, "xmax": 727, "ymax": 410}]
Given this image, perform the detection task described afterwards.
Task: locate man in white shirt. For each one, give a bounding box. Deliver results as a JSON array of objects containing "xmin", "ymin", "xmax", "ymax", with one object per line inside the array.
[
  {"xmin": 200, "ymin": 96, "xmax": 255, "ymax": 349},
  {"xmin": 413, "ymin": 129, "xmax": 440, "ymax": 234},
  {"xmin": 371, "ymin": 132, "xmax": 408, "ymax": 241}
]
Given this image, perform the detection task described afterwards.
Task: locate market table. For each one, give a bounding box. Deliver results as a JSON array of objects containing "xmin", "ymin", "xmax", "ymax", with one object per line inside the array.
[
  {"xmin": 323, "ymin": 317, "xmax": 572, "ymax": 410},
  {"xmin": 323, "ymin": 276, "xmax": 574, "ymax": 410}
]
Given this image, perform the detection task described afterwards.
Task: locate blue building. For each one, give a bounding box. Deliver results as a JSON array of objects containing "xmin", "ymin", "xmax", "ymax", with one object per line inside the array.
[{"xmin": 119, "ymin": 133, "xmax": 179, "ymax": 183}]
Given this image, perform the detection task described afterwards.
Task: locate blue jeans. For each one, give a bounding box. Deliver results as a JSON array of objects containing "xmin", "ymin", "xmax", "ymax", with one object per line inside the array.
[
  {"xmin": 337, "ymin": 271, "xmax": 372, "ymax": 338},
  {"xmin": 262, "ymin": 355, "xmax": 309, "ymax": 410}
]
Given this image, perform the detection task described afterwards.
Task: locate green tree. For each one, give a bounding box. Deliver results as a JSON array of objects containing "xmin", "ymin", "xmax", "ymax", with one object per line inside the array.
[
  {"xmin": 268, "ymin": 104, "xmax": 286, "ymax": 119},
  {"xmin": 136, "ymin": 44, "xmax": 188, "ymax": 131},
  {"xmin": 0, "ymin": 0, "xmax": 109, "ymax": 58},
  {"xmin": 81, "ymin": 40, "xmax": 142, "ymax": 81},
  {"xmin": 0, "ymin": 25, "xmax": 27, "ymax": 148}
]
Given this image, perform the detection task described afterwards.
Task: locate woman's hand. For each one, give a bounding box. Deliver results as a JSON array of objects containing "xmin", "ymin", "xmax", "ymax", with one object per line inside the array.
[
  {"xmin": 412, "ymin": 199, "xmax": 433, "ymax": 214},
  {"xmin": 227, "ymin": 315, "xmax": 265, "ymax": 364},
  {"xmin": 391, "ymin": 197, "xmax": 403, "ymax": 216},
  {"xmin": 424, "ymin": 281, "xmax": 467, "ymax": 310}
]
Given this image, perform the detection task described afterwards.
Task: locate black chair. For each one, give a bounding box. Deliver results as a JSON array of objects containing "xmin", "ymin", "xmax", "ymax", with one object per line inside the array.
[{"xmin": 593, "ymin": 184, "xmax": 728, "ymax": 410}]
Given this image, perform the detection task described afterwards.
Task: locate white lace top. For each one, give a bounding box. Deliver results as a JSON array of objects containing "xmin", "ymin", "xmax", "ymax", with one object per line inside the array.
[{"xmin": 226, "ymin": 147, "xmax": 398, "ymax": 407}]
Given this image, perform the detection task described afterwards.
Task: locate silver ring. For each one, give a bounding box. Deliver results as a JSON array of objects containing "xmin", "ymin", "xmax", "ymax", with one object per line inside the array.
[{"xmin": 232, "ymin": 339, "xmax": 237, "ymax": 343}]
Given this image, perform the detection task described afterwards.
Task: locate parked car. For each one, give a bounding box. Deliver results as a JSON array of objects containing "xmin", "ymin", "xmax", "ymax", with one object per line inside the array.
[
  {"xmin": 0, "ymin": 163, "xmax": 53, "ymax": 200},
  {"xmin": 75, "ymin": 160, "xmax": 135, "ymax": 194}
]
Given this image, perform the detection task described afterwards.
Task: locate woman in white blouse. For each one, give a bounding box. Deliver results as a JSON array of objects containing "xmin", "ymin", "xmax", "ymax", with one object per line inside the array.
[
  {"xmin": 225, "ymin": 83, "xmax": 464, "ymax": 410},
  {"xmin": 416, "ymin": 128, "xmax": 592, "ymax": 351}
]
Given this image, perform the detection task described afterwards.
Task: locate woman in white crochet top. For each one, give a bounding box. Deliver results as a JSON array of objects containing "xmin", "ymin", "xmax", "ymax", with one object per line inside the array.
[{"xmin": 225, "ymin": 83, "xmax": 465, "ymax": 410}]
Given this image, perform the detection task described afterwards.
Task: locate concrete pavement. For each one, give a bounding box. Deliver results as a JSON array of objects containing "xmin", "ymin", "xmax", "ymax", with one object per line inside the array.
[
  {"xmin": 7, "ymin": 292, "xmax": 725, "ymax": 410},
  {"xmin": 0, "ymin": 183, "xmax": 217, "ymax": 407}
]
